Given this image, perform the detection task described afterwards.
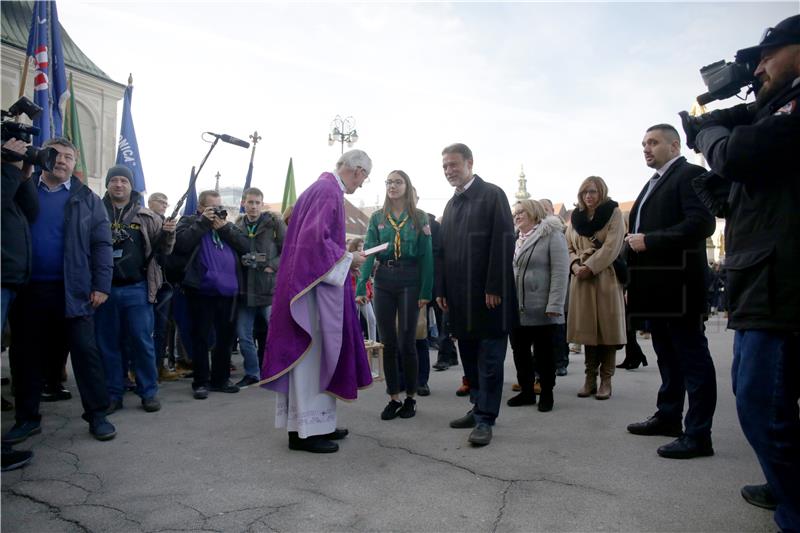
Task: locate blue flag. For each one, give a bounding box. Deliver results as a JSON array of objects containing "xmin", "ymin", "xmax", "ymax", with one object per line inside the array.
[
  {"xmin": 239, "ymin": 161, "xmax": 253, "ymax": 214},
  {"xmin": 26, "ymin": 1, "xmax": 68, "ymax": 146},
  {"xmin": 182, "ymin": 169, "xmax": 198, "ymax": 216},
  {"xmin": 116, "ymin": 82, "xmax": 146, "ymax": 203}
]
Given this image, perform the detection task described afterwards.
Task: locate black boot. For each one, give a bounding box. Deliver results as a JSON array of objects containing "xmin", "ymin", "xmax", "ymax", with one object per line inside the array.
[
  {"xmin": 538, "ymin": 389, "xmax": 554, "ymax": 412},
  {"xmin": 288, "ymin": 432, "xmax": 338, "ymax": 453}
]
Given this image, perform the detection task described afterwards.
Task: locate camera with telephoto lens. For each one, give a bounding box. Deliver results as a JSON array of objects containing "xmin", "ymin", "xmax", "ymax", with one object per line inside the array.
[
  {"xmin": 1, "ymin": 96, "xmax": 58, "ymax": 171},
  {"xmin": 241, "ymin": 252, "xmax": 268, "ymax": 269},
  {"xmin": 211, "ymin": 206, "xmax": 228, "ymax": 219}
]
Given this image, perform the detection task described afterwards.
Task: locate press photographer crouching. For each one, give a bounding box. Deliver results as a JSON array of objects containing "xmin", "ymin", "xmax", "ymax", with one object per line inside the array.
[{"xmin": 680, "ymin": 14, "xmax": 800, "ymax": 531}]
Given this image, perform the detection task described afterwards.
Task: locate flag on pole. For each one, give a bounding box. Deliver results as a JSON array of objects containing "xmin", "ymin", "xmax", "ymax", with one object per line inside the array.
[
  {"xmin": 116, "ymin": 76, "xmax": 146, "ymax": 203},
  {"xmin": 25, "ymin": 0, "xmax": 68, "ymax": 146},
  {"xmin": 63, "ymin": 74, "xmax": 87, "ymax": 181},
  {"xmin": 239, "ymin": 161, "xmax": 254, "ymax": 214},
  {"xmin": 182, "ymin": 169, "xmax": 198, "ymax": 216},
  {"xmin": 281, "ymin": 157, "xmax": 297, "ymax": 213}
]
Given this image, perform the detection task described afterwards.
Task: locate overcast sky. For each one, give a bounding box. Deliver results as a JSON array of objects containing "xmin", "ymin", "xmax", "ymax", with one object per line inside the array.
[{"xmin": 58, "ymin": 1, "xmax": 797, "ymax": 216}]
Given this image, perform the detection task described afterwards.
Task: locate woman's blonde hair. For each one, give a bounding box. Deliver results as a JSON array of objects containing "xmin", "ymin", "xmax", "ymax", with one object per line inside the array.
[
  {"xmin": 514, "ymin": 199, "xmax": 546, "ymax": 226},
  {"xmin": 576, "ymin": 176, "xmax": 609, "ymax": 211}
]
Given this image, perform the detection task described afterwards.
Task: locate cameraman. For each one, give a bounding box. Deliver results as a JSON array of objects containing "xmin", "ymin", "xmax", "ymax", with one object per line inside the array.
[
  {"xmin": 233, "ymin": 187, "xmax": 285, "ymax": 387},
  {"xmin": 173, "ymin": 190, "xmax": 249, "ymax": 399},
  {"xmin": 685, "ymin": 14, "xmax": 799, "ymax": 531},
  {"xmin": 1, "ymin": 138, "xmax": 38, "ymax": 471}
]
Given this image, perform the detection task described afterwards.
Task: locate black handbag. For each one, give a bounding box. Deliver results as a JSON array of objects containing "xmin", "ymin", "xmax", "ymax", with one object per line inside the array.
[{"xmin": 590, "ymin": 235, "xmax": 629, "ymax": 286}]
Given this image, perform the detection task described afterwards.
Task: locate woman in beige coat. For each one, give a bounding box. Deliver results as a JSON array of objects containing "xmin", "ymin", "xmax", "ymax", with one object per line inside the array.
[{"xmin": 566, "ymin": 176, "xmax": 626, "ymax": 400}]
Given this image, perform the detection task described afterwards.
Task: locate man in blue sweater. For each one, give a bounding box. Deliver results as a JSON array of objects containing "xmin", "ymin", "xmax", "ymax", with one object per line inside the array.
[{"xmin": 3, "ymin": 137, "xmax": 116, "ymax": 443}]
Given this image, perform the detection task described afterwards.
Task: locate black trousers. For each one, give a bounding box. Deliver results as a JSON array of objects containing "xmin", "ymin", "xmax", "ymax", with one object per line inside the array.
[
  {"xmin": 650, "ymin": 318, "xmax": 717, "ymax": 438},
  {"xmin": 510, "ymin": 324, "xmax": 558, "ymax": 392},
  {"xmin": 185, "ymin": 290, "xmax": 237, "ymax": 389},
  {"xmin": 373, "ymin": 264, "xmax": 419, "ymax": 396},
  {"xmin": 9, "ymin": 282, "xmax": 109, "ymax": 423}
]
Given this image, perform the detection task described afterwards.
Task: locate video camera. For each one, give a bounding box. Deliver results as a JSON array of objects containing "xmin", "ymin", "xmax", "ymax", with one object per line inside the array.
[
  {"xmin": 241, "ymin": 252, "xmax": 268, "ymax": 269},
  {"xmin": 1, "ymin": 96, "xmax": 57, "ymax": 171},
  {"xmin": 694, "ymin": 59, "xmax": 758, "ymax": 106}
]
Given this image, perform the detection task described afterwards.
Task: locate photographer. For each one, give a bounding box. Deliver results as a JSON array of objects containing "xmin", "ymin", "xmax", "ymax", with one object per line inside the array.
[
  {"xmin": 173, "ymin": 190, "xmax": 250, "ymax": 399},
  {"xmin": 682, "ymin": 14, "xmax": 799, "ymax": 531},
  {"xmin": 3, "ymin": 137, "xmax": 116, "ymax": 444},
  {"xmin": 1, "ymin": 137, "xmax": 38, "ymax": 471},
  {"xmin": 234, "ymin": 187, "xmax": 285, "ymax": 387}
]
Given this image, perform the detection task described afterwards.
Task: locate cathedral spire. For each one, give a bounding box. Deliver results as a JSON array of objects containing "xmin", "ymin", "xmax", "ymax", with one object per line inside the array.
[{"xmin": 515, "ymin": 164, "xmax": 530, "ymax": 200}]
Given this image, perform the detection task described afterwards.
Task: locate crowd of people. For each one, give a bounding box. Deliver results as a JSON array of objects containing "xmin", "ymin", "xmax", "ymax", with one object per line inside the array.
[{"xmin": 1, "ymin": 13, "xmax": 797, "ymax": 532}]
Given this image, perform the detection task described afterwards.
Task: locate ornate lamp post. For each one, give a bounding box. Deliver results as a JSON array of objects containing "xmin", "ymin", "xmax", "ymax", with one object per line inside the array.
[{"xmin": 327, "ymin": 115, "xmax": 358, "ymax": 154}]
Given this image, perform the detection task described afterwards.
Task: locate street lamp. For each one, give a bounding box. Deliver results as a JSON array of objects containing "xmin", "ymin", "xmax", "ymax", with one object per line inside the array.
[{"xmin": 327, "ymin": 115, "xmax": 358, "ymax": 154}]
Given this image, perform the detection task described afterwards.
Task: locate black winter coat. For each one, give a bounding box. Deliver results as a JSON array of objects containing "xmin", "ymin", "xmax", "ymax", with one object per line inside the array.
[
  {"xmin": 1, "ymin": 163, "xmax": 38, "ymax": 287},
  {"xmin": 437, "ymin": 176, "xmax": 518, "ymax": 339},
  {"xmin": 695, "ymin": 82, "xmax": 800, "ymax": 331},
  {"xmin": 626, "ymin": 157, "xmax": 715, "ymax": 321},
  {"xmin": 235, "ymin": 212, "xmax": 286, "ymax": 307}
]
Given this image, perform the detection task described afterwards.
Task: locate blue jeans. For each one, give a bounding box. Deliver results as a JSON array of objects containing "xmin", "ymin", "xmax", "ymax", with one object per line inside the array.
[
  {"xmin": 1, "ymin": 287, "xmax": 15, "ymax": 329},
  {"xmin": 733, "ymin": 330, "xmax": 799, "ymax": 532},
  {"xmin": 237, "ymin": 305, "xmax": 270, "ymax": 378},
  {"xmin": 650, "ymin": 319, "xmax": 717, "ymax": 438},
  {"xmin": 95, "ymin": 282, "xmax": 158, "ymax": 402},
  {"xmin": 458, "ymin": 336, "xmax": 508, "ymax": 425}
]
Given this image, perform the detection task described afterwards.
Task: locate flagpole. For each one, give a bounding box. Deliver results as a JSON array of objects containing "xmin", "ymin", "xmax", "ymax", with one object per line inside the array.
[
  {"xmin": 18, "ymin": 59, "xmax": 30, "ymax": 98},
  {"xmin": 46, "ymin": 1, "xmax": 55, "ymax": 139}
]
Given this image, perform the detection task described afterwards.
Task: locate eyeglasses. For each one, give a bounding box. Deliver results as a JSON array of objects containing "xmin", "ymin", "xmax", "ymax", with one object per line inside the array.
[
  {"xmin": 581, "ymin": 189, "xmax": 600, "ymax": 195},
  {"xmin": 356, "ymin": 166, "xmax": 370, "ymax": 184},
  {"xmin": 385, "ymin": 179, "xmax": 404, "ymax": 187}
]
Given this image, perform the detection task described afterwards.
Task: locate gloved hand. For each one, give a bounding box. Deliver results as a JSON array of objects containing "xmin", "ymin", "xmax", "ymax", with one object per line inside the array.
[
  {"xmin": 679, "ymin": 103, "xmax": 755, "ymax": 150},
  {"xmin": 692, "ymin": 171, "xmax": 731, "ymax": 218}
]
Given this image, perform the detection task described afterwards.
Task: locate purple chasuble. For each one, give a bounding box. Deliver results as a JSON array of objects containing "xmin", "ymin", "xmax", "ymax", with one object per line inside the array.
[{"xmin": 261, "ymin": 172, "xmax": 372, "ymax": 400}]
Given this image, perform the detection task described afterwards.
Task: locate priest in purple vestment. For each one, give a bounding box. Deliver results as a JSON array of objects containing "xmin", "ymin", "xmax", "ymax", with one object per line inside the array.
[{"xmin": 261, "ymin": 149, "xmax": 373, "ymax": 453}]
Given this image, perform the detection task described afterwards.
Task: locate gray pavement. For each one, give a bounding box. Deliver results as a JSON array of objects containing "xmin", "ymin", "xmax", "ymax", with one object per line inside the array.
[{"xmin": 1, "ymin": 316, "xmax": 774, "ymax": 532}]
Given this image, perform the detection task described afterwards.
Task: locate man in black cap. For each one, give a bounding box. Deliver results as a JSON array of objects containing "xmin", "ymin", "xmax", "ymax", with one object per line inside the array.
[
  {"xmin": 95, "ymin": 165, "xmax": 176, "ymax": 414},
  {"xmin": 682, "ymin": 13, "xmax": 800, "ymax": 531}
]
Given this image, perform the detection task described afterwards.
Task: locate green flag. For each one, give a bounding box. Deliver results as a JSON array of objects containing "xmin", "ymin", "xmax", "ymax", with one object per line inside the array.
[
  {"xmin": 281, "ymin": 157, "xmax": 296, "ymax": 213},
  {"xmin": 64, "ymin": 73, "xmax": 88, "ymax": 182}
]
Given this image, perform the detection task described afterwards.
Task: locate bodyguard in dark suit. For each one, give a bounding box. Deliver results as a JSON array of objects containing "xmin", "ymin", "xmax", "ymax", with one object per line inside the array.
[
  {"xmin": 625, "ymin": 124, "xmax": 717, "ymax": 459},
  {"xmin": 436, "ymin": 143, "xmax": 517, "ymax": 447}
]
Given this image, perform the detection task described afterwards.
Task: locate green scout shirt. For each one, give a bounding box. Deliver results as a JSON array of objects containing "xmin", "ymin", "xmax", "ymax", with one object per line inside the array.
[{"xmin": 356, "ymin": 209, "xmax": 433, "ymax": 301}]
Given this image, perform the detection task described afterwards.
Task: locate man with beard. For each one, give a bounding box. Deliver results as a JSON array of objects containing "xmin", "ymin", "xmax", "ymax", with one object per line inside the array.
[{"xmin": 683, "ymin": 14, "xmax": 800, "ymax": 531}]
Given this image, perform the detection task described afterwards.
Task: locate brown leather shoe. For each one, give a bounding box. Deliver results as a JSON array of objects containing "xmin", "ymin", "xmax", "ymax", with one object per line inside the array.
[
  {"xmin": 456, "ymin": 377, "xmax": 470, "ymax": 397},
  {"xmin": 159, "ymin": 367, "xmax": 180, "ymax": 382}
]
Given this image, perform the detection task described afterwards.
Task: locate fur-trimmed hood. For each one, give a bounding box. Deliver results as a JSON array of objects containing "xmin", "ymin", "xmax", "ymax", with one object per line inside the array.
[{"xmin": 515, "ymin": 215, "xmax": 564, "ymax": 265}]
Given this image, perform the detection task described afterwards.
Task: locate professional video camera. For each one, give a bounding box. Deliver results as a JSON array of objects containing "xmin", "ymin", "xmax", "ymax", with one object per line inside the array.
[
  {"xmin": 694, "ymin": 59, "xmax": 758, "ymax": 106},
  {"xmin": 211, "ymin": 206, "xmax": 228, "ymax": 219},
  {"xmin": 241, "ymin": 252, "xmax": 268, "ymax": 269},
  {"xmin": 1, "ymin": 96, "xmax": 57, "ymax": 170}
]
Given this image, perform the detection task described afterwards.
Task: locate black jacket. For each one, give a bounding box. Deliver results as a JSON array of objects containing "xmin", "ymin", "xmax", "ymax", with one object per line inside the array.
[
  {"xmin": 234, "ymin": 212, "xmax": 286, "ymax": 307},
  {"xmin": 437, "ymin": 175, "xmax": 518, "ymax": 339},
  {"xmin": 695, "ymin": 81, "xmax": 800, "ymax": 331},
  {"xmin": 1, "ymin": 163, "xmax": 38, "ymax": 287},
  {"xmin": 173, "ymin": 214, "xmax": 251, "ymax": 292},
  {"xmin": 626, "ymin": 156, "xmax": 715, "ymax": 321}
]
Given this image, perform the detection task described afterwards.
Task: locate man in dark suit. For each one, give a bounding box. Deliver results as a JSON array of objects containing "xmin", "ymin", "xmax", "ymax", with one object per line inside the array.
[
  {"xmin": 625, "ymin": 124, "xmax": 716, "ymax": 459},
  {"xmin": 436, "ymin": 143, "xmax": 517, "ymax": 447}
]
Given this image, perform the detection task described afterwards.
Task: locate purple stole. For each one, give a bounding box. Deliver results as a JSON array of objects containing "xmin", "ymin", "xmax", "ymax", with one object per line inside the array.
[{"xmin": 261, "ymin": 173, "xmax": 372, "ymax": 400}]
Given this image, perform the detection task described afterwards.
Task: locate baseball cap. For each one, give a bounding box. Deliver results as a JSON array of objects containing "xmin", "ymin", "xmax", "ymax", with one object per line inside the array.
[{"xmin": 736, "ymin": 14, "xmax": 800, "ymax": 65}]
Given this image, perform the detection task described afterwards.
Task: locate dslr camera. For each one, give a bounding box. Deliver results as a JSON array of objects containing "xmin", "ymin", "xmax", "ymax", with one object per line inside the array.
[
  {"xmin": 1, "ymin": 96, "xmax": 57, "ymax": 170},
  {"xmin": 210, "ymin": 206, "xmax": 228, "ymax": 219}
]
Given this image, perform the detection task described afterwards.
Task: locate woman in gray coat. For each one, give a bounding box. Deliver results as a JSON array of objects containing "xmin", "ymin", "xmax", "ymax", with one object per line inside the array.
[{"xmin": 508, "ymin": 200, "xmax": 570, "ymax": 412}]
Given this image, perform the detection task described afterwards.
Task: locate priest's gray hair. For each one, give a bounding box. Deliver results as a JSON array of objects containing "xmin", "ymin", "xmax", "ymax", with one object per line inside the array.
[{"xmin": 336, "ymin": 149, "xmax": 372, "ymax": 175}]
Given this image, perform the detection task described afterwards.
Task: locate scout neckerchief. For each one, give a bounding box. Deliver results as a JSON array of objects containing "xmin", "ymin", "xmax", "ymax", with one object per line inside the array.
[
  {"xmin": 386, "ymin": 211, "xmax": 410, "ymax": 261},
  {"xmin": 246, "ymin": 214, "xmax": 263, "ymax": 238}
]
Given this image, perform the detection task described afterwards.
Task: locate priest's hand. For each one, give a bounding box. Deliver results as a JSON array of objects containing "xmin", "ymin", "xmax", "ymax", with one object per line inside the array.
[
  {"xmin": 418, "ymin": 299, "xmax": 429, "ymax": 309},
  {"xmin": 486, "ymin": 293, "xmax": 501, "ymax": 309},
  {"xmin": 351, "ymin": 251, "xmax": 366, "ymax": 268},
  {"xmin": 436, "ymin": 297, "xmax": 448, "ymax": 312},
  {"xmin": 356, "ymin": 296, "xmax": 367, "ymax": 305}
]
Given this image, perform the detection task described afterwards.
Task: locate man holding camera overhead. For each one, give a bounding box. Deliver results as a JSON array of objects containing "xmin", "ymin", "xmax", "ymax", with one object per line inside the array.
[
  {"xmin": 682, "ymin": 14, "xmax": 800, "ymax": 531},
  {"xmin": 95, "ymin": 165, "xmax": 176, "ymax": 414},
  {"xmin": 174, "ymin": 190, "xmax": 250, "ymax": 399}
]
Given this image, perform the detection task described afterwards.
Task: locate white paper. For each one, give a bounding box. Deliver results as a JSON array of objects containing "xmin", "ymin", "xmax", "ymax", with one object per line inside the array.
[{"xmin": 363, "ymin": 242, "xmax": 389, "ymax": 256}]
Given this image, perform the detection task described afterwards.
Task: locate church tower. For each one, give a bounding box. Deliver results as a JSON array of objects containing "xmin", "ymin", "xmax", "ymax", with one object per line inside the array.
[{"xmin": 515, "ymin": 165, "xmax": 531, "ymax": 201}]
